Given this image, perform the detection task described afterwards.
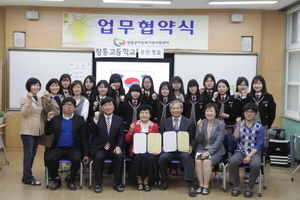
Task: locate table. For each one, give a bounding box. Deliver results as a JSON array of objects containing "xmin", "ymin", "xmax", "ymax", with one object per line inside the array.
[{"xmin": 0, "ymin": 124, "xmax": 9, "ymax": 171}]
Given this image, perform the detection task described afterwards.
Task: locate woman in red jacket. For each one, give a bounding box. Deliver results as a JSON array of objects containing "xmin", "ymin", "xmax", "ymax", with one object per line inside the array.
[{"xmin": 125, "ymin": 104, "xmax": 159, "ymax": 192}]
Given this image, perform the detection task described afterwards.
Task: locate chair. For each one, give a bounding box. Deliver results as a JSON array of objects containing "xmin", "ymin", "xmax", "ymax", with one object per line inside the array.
[
  {"xmin": 223, "ymin": 147, "xmax": 267, "ymax": 197},
  {"xmin": 45, "ymin": 159, "xmax": 83, "ymax": 189},
  {"xmin": 291, "ymin": 134, "xmax": 300, "ymax": 181},
  {"xmin": 88, "ymin": 158, "xmax": 126, "ymax": 189}
]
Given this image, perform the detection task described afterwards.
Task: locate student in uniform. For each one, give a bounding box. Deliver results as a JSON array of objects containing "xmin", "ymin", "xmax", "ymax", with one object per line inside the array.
[
  {"xmin": 108, "ymin": 73, "xmax": 125, "ymax": 109},
  {"xmin": 141, "ymin": 75, "xmax": 157, "ymax": 114},
  {"xmin": 183, "ymin": 79, "xmax": 207, "ymax": 126},
  {"xmin": 201, "ymin": 74, "xmax": 217, "ymax": 101},
  {"xmin": 59, "ymin": 74, "xmax": 72, "ymax": 97},
  {"xmin": 211, "ymin": 79, "xmax": 239, "ymax": 180},
  {"xmin": 245, "ymin": 75, "xmax": 276, "ymax": 181},
  {"xmin": 153, "ymin": 81, "xmax": 174, "ymax": 126},
  {"xmin": 83, "ymin": 75, "xmax": 97, "ymax": 100},
  {"xmin": 171, "ymin": 76, "xmax": 185, "ymax": 102},
  {"xmin": 70, "ymin": 80, "xmax": 90, "ymax": 122},
  {"xmin": 118, "ymin": 84, "xmax": 144, "ymax": 133}
]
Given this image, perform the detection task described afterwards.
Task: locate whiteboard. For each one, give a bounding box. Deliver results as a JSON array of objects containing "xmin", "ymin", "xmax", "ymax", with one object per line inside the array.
[
  {"xmin": 7, "ymin": 49, "xmax": 93, "ymax": 110},
  {"xmin": 174, "ymin": 53, "xmax": 258, "ymax": 93}
]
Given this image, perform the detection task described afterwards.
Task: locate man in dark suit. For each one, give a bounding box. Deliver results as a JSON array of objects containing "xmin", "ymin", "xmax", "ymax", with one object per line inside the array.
[
  {"xmin": 89, "ymin": 97, "xmax": 125, "ymax": 193},
  {"xmin": 158, "ymin": 100, "xmax": 197, "ymax": 197},
  {"xmin": 45, "ymin": 97, "xmax": 89, "ymax": 191}
]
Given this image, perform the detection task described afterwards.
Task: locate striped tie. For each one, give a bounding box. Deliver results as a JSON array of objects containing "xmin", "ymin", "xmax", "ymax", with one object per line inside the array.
[{"xmin": 104, "ymin": 116, "xmax": 111, "ymax": 150}]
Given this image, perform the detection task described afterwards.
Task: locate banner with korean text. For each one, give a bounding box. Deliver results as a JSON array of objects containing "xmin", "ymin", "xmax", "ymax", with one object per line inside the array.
[{"xmin": 63, "ymin": 13, "xmax": 209, "ymax": 50}]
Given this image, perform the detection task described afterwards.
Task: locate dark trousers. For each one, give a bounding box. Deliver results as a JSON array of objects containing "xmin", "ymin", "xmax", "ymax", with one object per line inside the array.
[
  {"xmin": 45, "ymin": 147, "xmax": 82, "ymax": 181},
  {"xmin": 21, "ymin": 135, "xmax": 40, "ymax": 182},
  {"xmin": 93, "ymin": 148, "xmax": 124, "ymax": 185},
  {"xmin": 158, "ymin": 151, "xmax": 194, "ymax": 182}
]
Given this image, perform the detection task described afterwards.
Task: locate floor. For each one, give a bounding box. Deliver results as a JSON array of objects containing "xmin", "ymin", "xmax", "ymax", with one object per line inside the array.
[{"xmin": 0, "ymin": 151, "xmax": 299, "ymax": 200}]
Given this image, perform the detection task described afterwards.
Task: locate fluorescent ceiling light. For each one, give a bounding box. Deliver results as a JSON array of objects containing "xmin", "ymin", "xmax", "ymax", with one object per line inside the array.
[
  {"xmin": 103, "ymin": 0, "xmax": 171, "ymax": 4},
  {"xmin": 209, "ymin": 1, "xmax": 278, "ymax": 5}
]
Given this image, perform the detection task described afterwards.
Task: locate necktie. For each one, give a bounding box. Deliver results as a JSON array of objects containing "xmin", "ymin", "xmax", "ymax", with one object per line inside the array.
[
  {"xmin": 133, "ymin": 100, "xmax": 137, "ymax": 107},
  {"xmin": 100, "ymin": 97, "xmax": 103, "ymax": 102},
  {"xmin": 146, "ymin": 92, "xmax": 149, "ymax": 99},
  {"xmin": 86, "ymin": 92, "xmax": 90, "ymax": 97},
  {"xmin": 208, "ymin": 91, "xmax": 212, "ymax": 96},
  {"xmin": 104, "ymin": 116, "xmax": 111, "ymax": 150},
  {"xmin": 164, "ymin": 98, "xmax": 167, "ymax": 105},
  {"xmin": 174, "ymin": 118, "xmax": 179, "ymax": 130},
  {"xmin": 192, "ymin": 96, "xmax": 196, "ymax": 102},
  {"xmin": 256, "ymin": 95, "xmax": 260, "ymax": 101},
  {"xmin": 115, "ymin": 90, "xmax": 119, "ymax": 97},
  {"xmin": 221, "ymin": 96, "xmax": 225, "ymax": 102}
]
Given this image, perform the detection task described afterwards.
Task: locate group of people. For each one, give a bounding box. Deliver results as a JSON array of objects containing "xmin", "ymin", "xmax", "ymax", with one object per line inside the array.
[{"xmin": 19, "ymin": 72, "xmax": 276, "ymax": 198}]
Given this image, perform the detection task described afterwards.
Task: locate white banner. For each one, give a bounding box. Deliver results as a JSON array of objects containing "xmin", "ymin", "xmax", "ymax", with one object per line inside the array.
[
  {"xmin": 63, "ymin": 13, "xmax": 209, "ymax": 50},
  {"xmin": 95, "ymin": 47, "xmax": 136, "ymax": 58},
  {"xmin": 138, "ymin": 48, "xmax": 164, "ymax": 59}
]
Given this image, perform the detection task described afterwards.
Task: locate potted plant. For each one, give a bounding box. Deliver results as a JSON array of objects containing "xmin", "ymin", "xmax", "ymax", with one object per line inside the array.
[{"xmin": 0, "ymin": 111, "xmax": 6, "ymax": 124}]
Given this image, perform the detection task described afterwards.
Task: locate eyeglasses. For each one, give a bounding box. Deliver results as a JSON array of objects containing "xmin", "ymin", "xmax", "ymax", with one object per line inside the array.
[
  {"xmin": 245, "ymin": 110, "xmax": 255, "ymax": 114},
  {"xmin": 63, "ymin": 103, "xmax": 75, "ymax": 108}
]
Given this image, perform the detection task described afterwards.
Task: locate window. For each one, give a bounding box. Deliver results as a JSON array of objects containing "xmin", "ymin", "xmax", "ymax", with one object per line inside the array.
[{"xmin": 284, "ymin": 8, "xmax": 300, "ymax": 120}]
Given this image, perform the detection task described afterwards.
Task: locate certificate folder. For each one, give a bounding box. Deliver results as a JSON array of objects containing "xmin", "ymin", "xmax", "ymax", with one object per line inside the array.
[
  {"xmin": 133, "ymin": 132, "xmax": 162, "ymax": 154},
  {"xmin": 163, "ymin": 131, "xmax": 189, "ymax": 152}
]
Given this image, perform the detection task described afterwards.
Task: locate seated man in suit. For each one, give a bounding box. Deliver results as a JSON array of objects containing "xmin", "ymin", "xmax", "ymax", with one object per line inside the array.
[
  {"xmin": 229, "ymin": 103, "xmax": 264, "ymax": 198},
  {"xmin": 89, "ymin": 97, "xmax": 125, "ymax": 193},
  {"xmin": 158, "ymin": 100, "xmax": 197, "ymax": 197},
  {"xmin": 45, "ymin": 97, "xmax": 89, "ymax": 191}
]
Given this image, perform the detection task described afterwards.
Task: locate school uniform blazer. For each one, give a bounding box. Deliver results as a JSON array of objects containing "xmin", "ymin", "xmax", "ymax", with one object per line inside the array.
[
  {"xmin": 89, "ymin": 113, "xmax": 125, "ymax": 158},
  {"xmin": 20, "ymin": 94, "xmax": 44, "ymax": 136},
  {"xmin": 153, "ymin": 101, "xmax": 172, "ymax": 126},
  {"xmin": 160, "ymin": 116, "xmax": 197, "ymax": 151},
  {"xmin": 125, "ymin": 120, "xmax": 160, "ymax": 156},
  {"xmin": 118, "ymin": 98, "xmax": 144, "ymax": 131},
  {"xmin": 183, "ymin": 96, "xmax": 208, "ymax": 123},
  {"xmin": 212, "ymin": 95, "xmax": 239, "ymax": 127},
  {"xmin": 232, "ymin": 95, "xmax": 245, "ymax": 118},
  {"xmin": 195, "ymin": 118, "xmax": 226, "ymax": 157},
  {"xmin": 44, "ymin": 114, "xmax": 89, "ymax": 157},
  {"xmin": 40, "ymin": 94, "xmax": 64, "ymax": 147},
  {"xmin": 245, "ymin": 94, "xmax": 276, "ymax": 129}
]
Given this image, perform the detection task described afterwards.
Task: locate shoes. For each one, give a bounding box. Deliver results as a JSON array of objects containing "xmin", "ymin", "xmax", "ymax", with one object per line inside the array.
[
  {"xmin": 113, "ymin": 183, "xmax": 124, "ymax": 192},
  {"xmin": 137, "ymin": 183, "xmax": 144, "ymax": 190},
  {"xmin": 244, "ymin": 190, "xmax": 253, "ymax": 198},
  {"xmin": 94, "ymin": 184, "xmax": 102, "ymax": 193},
  {"xmin": 244, "ymin": 172, "xmax": 250, "ymax": 179},
  {"xmin": 213, "ymin": 174, "xmax": 219, "ymax": 180},
  {"xmin": 144, "ymin": 184, "xmax": 151, "ymax": 192},
  {"xmin": 189, "ymin": 186, "xmax": 197, "ymax": 197},
  {"xmin": 50, "ymin": 179, "xmax": 61, "ymax": 190},
  {"xmin": 67, "ymin": 181, "xmax": 77, "ymax": 191},
  {"xmin": 244, "ymin": 179, "xmax": 249, "ymax": 183},
  {"xmin": 63, "ymin": 164, "xmax": 70, "ymax": 172},
  {"xmin": 177, "ymin": 168, "xmax": 184, "ymax": 176},
  {"xmin": 58, "ymin": 166, "xmax": 63, "ymax": 172},
  {"xmin": 196, "ymin": 186, "xmax": 203, "ymax": 194},
  {"xmin": 231, "ymin": 190, "xmax": 240, "ymax": 197},
  {"xmin": 159, "ymin": 180, "xmax": 169, "ymax": 190},
  {"xmin": 201, "ymin": 187, "xmax": 210, "ymax": 195},
  {"xmin": 24, "ymin": 179, "xmax": 41, "ymax": 185},
  {"xmin": 170, "ymin": 169, "xmax": 176, "ymax": 175},
  {"xmin": 102, "ymin": 169, "xmax": 108, "ymax": 178}
]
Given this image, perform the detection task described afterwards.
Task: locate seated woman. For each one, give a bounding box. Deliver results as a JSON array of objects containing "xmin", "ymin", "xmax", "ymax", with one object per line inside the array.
[
  {"xmin": 195, "ymin": 103, "xmax": 226, "ymax": 195},
  {"xmin": 125, "ymin": 104, "xmax": 159, "ymax": 192}
]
